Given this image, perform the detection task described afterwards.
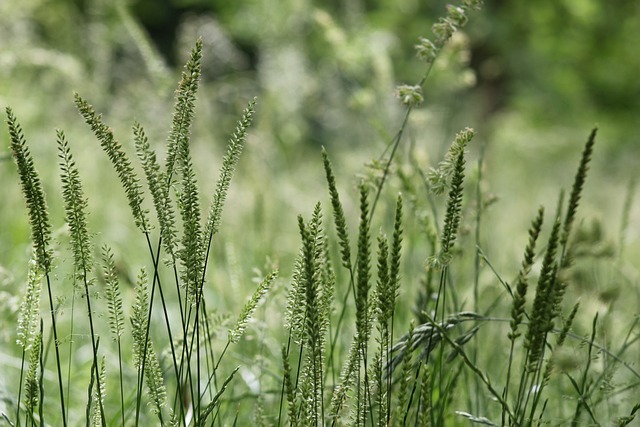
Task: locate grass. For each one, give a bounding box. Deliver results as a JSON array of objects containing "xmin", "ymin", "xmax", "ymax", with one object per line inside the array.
[{"xmin": 2, "ymin": 1, "xmax": 640, "ymax": 426}]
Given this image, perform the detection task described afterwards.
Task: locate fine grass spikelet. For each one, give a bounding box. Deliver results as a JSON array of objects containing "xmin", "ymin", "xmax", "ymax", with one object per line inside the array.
[
  {"xmin": 162, "ymin": 39, "xmax": 205, "ymax": 306},
  {"xmin": 317, "ymin": 238, "xmax": 335, "ymax": 339},
  {"xmin": 101, "ymin": 245, "xmax": 125, "ymax": 341},
  {"xmin": 426, "ymin": 130, "xmax": 471, "ymax": 270},
  {"xmin": 431, "ymin": 0, "xmax": 477, "ymax": 46},
  {"xmin": 16, "ymin": 259, "xmax": 42, "ymax": 350},
  {"xmin": 415, "ymin": 37, "xmax": 437, "ymax": 63},
  {"xmin": 463, "ymin": 0, "xmax": 483, "ymax": 10},
  {"xmin": 389, "ymin": 194, "xmax": 403, "ymax": 310},
  {"xmin": 561, "ymin": 127, "xmax": 597, "ymax": 249},
  {"xmin": 58, "ymin": 128, "xmax": 106, "ymax": 423},
  {"xmin": 175, "ymin": 109, "xmax": 204, "ymax": 305},
  {"xmin": 525, "ymin": 217, "xmax": 562, "ymax": 371},
  {"xmin": 91, "ymin": 356, "xmax": 107, "ymax": 427},
  {"xmin": 298, "ymin": 205, "xmax": 323, "ymax": 352},
  {"xmin": 74, "ymin": 93, "xmax": 149, "ymax": 231},
  {"xmin": 134, "ymin": 122, "xmax": 179, "ymax": 260},
  {"xmin": 454, "ymin": 411, "xmax": 496, "ymax": 426},
  {"xmin": 58, "ymin": 130, "xmax": 93, "ymax": 281},
  {"xmin": 322, "ymin": 148, "xmax": 352, "ymax": 271},
  {"xmin": 504, "ymin": 207, "xmax": 545, "ymax": 417},
  {"xmin": 418, "ymin": 365, "xmax": 432, "ymax": 427},
  {"xmin": 447, "ymin": 5, "xmax": 468, "ymax": 27},
  {"xmin": 356, "ymin": 183, "xmax": 372, "ymax": 347},
  {"xmin": 204, "ymin": 97, "xmax": 257, "ymax": 243},
  {"xmin": 556, "ymin": 301, "xmax": 580, "ymax": 348},
  {"xmin": 145, "ymin": 343, "xmax": 167, "ymax": 417},
  {"xmin": 198, "ymin": 367, "xmax": 240, "ymax": 424},
  {"xmin": 394, "ymin": 321, "xmax": 415, "ymax": 424},
  {"xmin": 615, "ymin": 403, "xmax": 640, "ymax": 427},
  {"xmin": 24, "ymin": 325, "xmax": 43, "ymax": 423},
  {"xmin": 440, "ymin": 138, "xmax": 467, "ymax": 256},
  {"xmin": 131, "ymin": 268, "xmax": 150, "ymax": 369},
  {"xmin": 370, "ymin": 351, "xmax": 386, "ymax": 427},
  {"xmin": 541, "ymin": 301, "xmax": 581, "ymax": 385},
  {"xmin": 100, "ymin": 245, "xmax": 126, "ymax": 425},
  {"xmin": 285, "ymin": 252, "xmax": 306, "ymax": 340},
  {"xmin": 293, "ymin": 205, "xmax": 328, "ymax": 426},
  {"xmin": 8, "ymin": 107, "xmax": 67, "ymax": 425},
  {"xmin": 165, "ymin": 38, "xmax": 202, "ymax": 181},
  {"xmin": 375, "ymin": 234, "xmax": 391, "ymax": 326},
  {"xmin": 229, "ymin": 270, "xmax": 278, "ymax": 343},
  {"xmin": 6, "ymin": 107, "xmax": 52, "ymax": 272},
  {"xmin": 282, "ymin": 345, "xmax": 298, "ymax": 427},
  {"xmin": 395, "ymin": 84, "xmax": 424, "ymax": 106},
  {"xmin": 130, "ymin": 268, "xmax": 166, "ymax": 417},
  {"xmin": 428, "ymin": 127, "xmax": 474, "ymax": 196},
  {"xmin": 329, "ymin": 340, "xmax": 360, "ymax": 423},
  {"xmin": 509, "ymin": 206, "xmax": 545, "ymax": 340},
  {"xmin": 432, "ymin": 18, "xmax": 457, "ymax": 44}
]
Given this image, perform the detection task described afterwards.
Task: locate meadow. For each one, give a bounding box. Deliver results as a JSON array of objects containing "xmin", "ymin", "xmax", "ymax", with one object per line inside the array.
[{"xmin": 1, "ymin": 0, "xmax": 639, "ymax": 426}]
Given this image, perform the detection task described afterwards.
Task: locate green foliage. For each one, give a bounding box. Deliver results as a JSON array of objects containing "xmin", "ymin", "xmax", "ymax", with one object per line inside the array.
[
  {"xmin": 3, "ymin": 35, "xmax": 267, "ymax": 425},
  {"xmin": 2, "ymin": 1, "xmax": 640, "ymax": 426}
]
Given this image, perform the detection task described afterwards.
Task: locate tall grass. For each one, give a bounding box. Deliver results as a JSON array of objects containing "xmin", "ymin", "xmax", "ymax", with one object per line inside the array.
[{"xmin": 3, "ymin": 1, "xmax": 640, "ymax": 426}]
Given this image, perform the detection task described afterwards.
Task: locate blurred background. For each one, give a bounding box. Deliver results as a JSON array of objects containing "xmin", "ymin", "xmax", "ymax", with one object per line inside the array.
[{"xmin": 1, "ymin": 0, "xmax": 639, "ymax": 418}]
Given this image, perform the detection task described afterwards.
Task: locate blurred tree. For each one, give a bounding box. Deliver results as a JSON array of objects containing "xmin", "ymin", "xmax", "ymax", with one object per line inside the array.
[
  {"xmin": 469, "ymin": 0, "xmax": 640, "ymax": 140},
  {"xmin": 2, "ymin": 0, "xmax": 638, "ymax": 155}
]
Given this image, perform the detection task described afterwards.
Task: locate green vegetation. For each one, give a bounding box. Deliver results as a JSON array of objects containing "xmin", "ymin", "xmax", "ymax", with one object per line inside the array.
[{"xmin": 1, "ymin": 0, "xmax": 639, "ymax": 426}]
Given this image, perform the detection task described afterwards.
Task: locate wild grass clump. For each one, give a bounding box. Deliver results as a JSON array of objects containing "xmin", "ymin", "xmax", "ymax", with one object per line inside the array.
[
  {"xmin": 2, "ymin": 1, "xmax": 639, "ymax": 426},
  {"xmin": 5, "ymin": 38, "xmax": 272, "ymax": 426}
]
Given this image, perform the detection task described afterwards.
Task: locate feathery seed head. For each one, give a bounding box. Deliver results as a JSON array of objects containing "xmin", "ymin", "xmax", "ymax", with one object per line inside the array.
[
  {"xmin": 447, "ymin": 5, "xmax": 468, "ymax": 27},
  {"xmin": 415, "ymin": 37, "xmax": 437, "ymax": 63},
  {"xmin": 463, "ymin": 0, "xmax": 483, "ymax": 11},
  {"xmin": 395, "ymin": 84, "xmax": 424, "ymax": 106},
  {"xmin": 432, "ymin": 18, "xmax": 457, "ymax": 44}
]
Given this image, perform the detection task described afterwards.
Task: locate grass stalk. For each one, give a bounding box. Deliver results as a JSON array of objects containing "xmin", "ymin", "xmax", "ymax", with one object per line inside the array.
[
  {"xmin": 569, "ymin": 312, "xmax": 599, "ymax": 426},
  {"xmin": 101, "ymin": 246, "xmax": 127, "ymax": 427},
  {"xmin": 57, "ymin": 129, "xmax": 106, "ymax": 427},
  {"xmin": 7, "ymin": 108, "xmax": 67, "ymax": 427}
]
